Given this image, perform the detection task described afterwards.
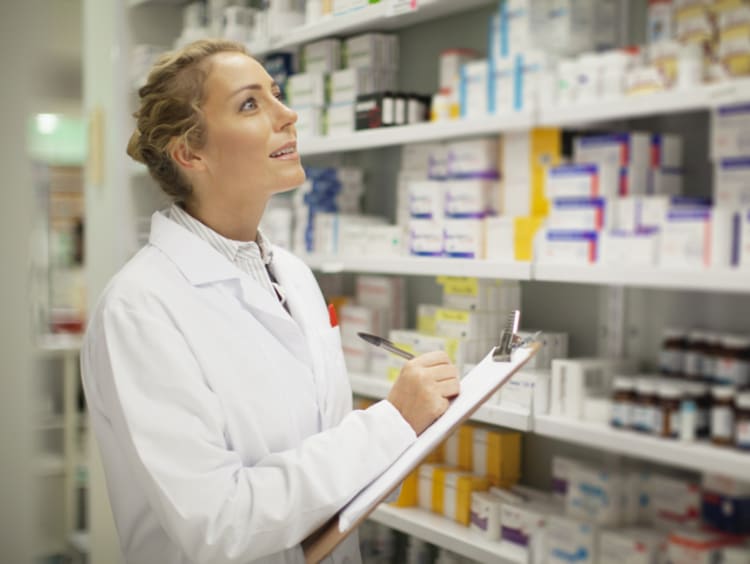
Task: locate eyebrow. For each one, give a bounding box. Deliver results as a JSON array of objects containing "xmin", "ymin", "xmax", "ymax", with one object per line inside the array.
[{"xmin": 229, "ymin": 82, "xmax": 281, "ymax": 100}]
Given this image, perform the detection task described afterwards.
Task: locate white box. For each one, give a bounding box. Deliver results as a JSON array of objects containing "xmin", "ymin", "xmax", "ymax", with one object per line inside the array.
[
  {"xmin": 303, "ymin": 39, "xmax": 341, "ymax": 73},
  {"xmin": 550, "ymin": 358, "xmax": 619, "ymax": 419},
  {"xmin": 658, "ymin": 206, "xmax": 712, "ymax": 268},
  {"xmin": 485, "ymin": 217, "xmax": 515, "ymax": 261},
  {"xmin": 294, "ymin": 106, "xmax": 325, "ymax": 138},
  {"xmin": 345, "ymin": 32, "xmax": 397, "ymax": 69},
  {"xmin": 446, "ymin": 137, "xmax": 499, "ymax": 178},
  {"xmin": 330, "ymin": 67, "xmax": 373, "ymax": 104},
  {"xmin": 443, "ymin": 218, "xmax": 486, "ymax": 259},
  {"xmin": 599, "ymin": 528, "xmax": 666, "ymax": 564},
  {"xmin": 500, "ymin": 369, "xmax": 551, "ymax": 415},
  {"xmin": 470, "ymin": 492, "xmax": 504, "ymax": 540},
  {"xmin": 712, "ymin": 103, "xmax": 750, "ymax": 159},
  {"xmin": 710, "ymin": 206, "xmax": 744, "ymax": 268},
  {"xmin": 501, "ymin": 501, "xmax": 558, "ymax": 554},
  {"xmin": 460, "ymin": 59, "xmax": 490, "ymax": 118},
  {"xmin": 538, "ymin": 230, "xmax": 600, "ymax": 265},
  {"xmin": 490, "ymin": 56, "xmax": 518, "ymax": 114},
  {"xmin": 552, "ymin": 456, "xmax": 581, "ymax": 500},
  {"xmin": 409, "ymin": 218, "xmax": 443, "ymax": 256},
  {"xmin": 600, "ymin": 231, "xmax": 659, "ymax": 266},
  {"xmin": 651, "ymin": 134, "xmax": 683, "ymax": 168},
  {"xmin": 364, "ymin": 225, "xmax": 406, "ymax": 257},
  {"xmin": 356, "ymin": 275, "xmax": 405, "ymax": 329},
  {"xmin": 518, "ymin": 50, "xmax": 556, "ymax": 111},
  {"xmin": 444, "ymin": 179, "xmax": 495, "ymax": 218},
  {"xmin": 648, "ymin": 474, "xmax": 701, "ymax": 531},
  {"xmin": 418, "ymin": 464, "xmax": 440, "ymax": 511},
  {"xmin": 574, "ymin": 132, "xmax": 651, "ymax": 191},
  {"xmin": 287, "ymin": 72, "xmax": 327, "ymax": 108},
  {"xmin": 408, "ymin": 180, "xmax": 445, "ymax": 220},
  {"xmin": 548, "ymin": 197, "xmax": 609, "ymax": 231},
  {"xmin": 546, "ymin": 164, "xmax": 611, "ymax": 199},
  {"xmin": 326, "ymin": 103, "xmax": 355, "ymax": 136},
  {"xmin": 440, "ymin": 48, "xmax": 478, "ymax": 92},
  {"xmin": 567, "ymin": 466, "xmax": 624, "ymax": 526},
  {"xmin": 714, "ymin": 157, "xmax": 750, "ymax": 208},
  {"xmin": 741, "ymin": 208, "xmax": 750, "ymax": 269},
  {"xmin": 667, "ymin": 530, "xmax": 732, "ymax": 564},
  {"xmin": 402, "ymin": 143, "xmax": 446, "ymax": 173},
  {"xmin": 546, "ymin": 515, "xmax": 598, "ymax": 564}
]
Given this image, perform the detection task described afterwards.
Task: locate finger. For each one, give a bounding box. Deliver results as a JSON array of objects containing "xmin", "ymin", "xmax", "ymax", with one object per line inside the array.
[
  {"xmin": 415, "ymin": 350, "xmax": 451, "ymax": 367},
  {"xmin": 437, "ymin": 377, "xmax": 460, "ymax": 398},
  {"xmin": 429, "ymin": 364, "xmax": 459, "ymax": 382}
]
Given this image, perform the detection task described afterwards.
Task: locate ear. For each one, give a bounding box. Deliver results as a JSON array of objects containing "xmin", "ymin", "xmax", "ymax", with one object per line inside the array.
[{"xmin": 169, "ymin": 137, "xmax": 206, "ymax": 172}]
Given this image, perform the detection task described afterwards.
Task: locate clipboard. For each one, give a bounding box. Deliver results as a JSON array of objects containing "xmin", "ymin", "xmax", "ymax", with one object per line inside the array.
[{"xmin": 303, "ymin": 314, "xmax": 541, "ymax": 563}]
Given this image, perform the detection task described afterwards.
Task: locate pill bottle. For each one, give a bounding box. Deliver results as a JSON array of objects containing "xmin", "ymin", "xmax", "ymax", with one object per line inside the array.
[
  {"xmin": 635, "ymin": 378, "xmax": 658, "ymax": 434},
  {"xmin": 735, "ymin": 391, "xmax": 750, "ymax": 451},
  {"xmin": 659, "ymin": 328, "xmax": 687, "ymax": 376},
  {"xmin": 703, "ymin": 332, "xmax": 722, "ymax": 381},
  {"xmin": 611, "ymin": 377, "xmax": 635, "ymax": 429},
  {"xmin": 711, "ymin": 386, "xmax": 736, "ymax": 447},
  {"xmin": 716, "ymin": 334, "xmax": 750, "ymax": 387},
  {"xmin": 658, "ymin": 381, "xmax": 682, "ymax": 438},
  {"xmin": 683, "ymin": 330, "xmax": 706, "ymax": 380}
]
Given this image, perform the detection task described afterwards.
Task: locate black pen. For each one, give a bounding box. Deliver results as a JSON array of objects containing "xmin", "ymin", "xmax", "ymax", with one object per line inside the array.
[{"xmin": 358, "ymin": 332, "xmax": 415, "ymax": 360}]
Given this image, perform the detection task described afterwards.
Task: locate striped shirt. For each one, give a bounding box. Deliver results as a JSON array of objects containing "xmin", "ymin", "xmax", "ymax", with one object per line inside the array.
[{"xmin": 167, "ymin": 204, "xmax": 286, "ymax": 306}]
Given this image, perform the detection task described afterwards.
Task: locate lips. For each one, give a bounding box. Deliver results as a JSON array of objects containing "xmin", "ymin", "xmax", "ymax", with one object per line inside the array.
[{"xmin": 269, "ymin": 141, "xmax": 297, "ymax": 158}]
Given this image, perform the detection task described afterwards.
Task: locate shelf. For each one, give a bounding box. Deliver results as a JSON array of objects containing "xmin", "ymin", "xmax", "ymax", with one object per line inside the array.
[
  {"xmin": 350, "ymin": 374, "xmax": 533, "ymax": 431},
  {"xmin": 35, "ymin": 454, "xmax": 66, "ymax": 477},
  {"xmin": 304, "ymin": 255, "xmax": 533, "ymax": 279},
  {"xmin": 300, "ymin": 112, "xmax": 533, "ymax": 155},
  {"xmin": 36, "ymin": 416, "xmax": 65, "ymax": 431},
  {"xmin": 533, "ymin": 264, "xmax": 750, "ymax": 294},
  {"xmin": 535, "ymin": 415, "xmax": 750, "ymax": 480},
  {"xmin": 369, "ymin": 505, "xmax": 525, "ymax": 564},
  {"xmin": 538, "ymin": 79, "xmax": 750, "ymax": 127},
  {"xmin": 254, "ymin": 0, "xmax": 495, "ymax": 57}
]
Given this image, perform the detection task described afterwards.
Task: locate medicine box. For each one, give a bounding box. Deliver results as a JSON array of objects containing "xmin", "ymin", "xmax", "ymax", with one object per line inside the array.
[
  {"xmin": 443, "ymin": 471, "xmax": 490, "ymax": 526},
  {"xmin": 712, "ymin": 103, "xmax": 750, "ymax": 159},
  {"xmin": 329, "ymin": 67, "xmax": 372, "ymax": 104},
  {"xmin": 649, "ymin": 474, "xmax": 701, "ymax": 531},
  {"xmin": 416, "ymin": 303, "xmax": 439, "ymax": 335},
  {"xmin": 326, "ymin": 103, "xmax": 355, "ymax": 136},
  {"xmin": 484, "ymin": 217, "xmax": 515, "ymax": 261},
  {"xmin": 303, "ymin": 39, "xmax": 341, "ymax": 73},
  {"xmin": 344, "ymin": 33, "xmax": 398, "ymax": 70},
  {"xmin": 489, "ymin": 56, "xmax": 519, "ymax": 114},
  {"xmin": 439, "ymin": 48, "xmax": 478, "ymax": 92},
  {"xmin": 409, "ymin": 218, "xmax": 443, "ymax": 256},
  {"xmin": 538, "ymin": 230, "xmax": 600, "ymax": 265},
  {"xmin": 600, "ymin": 230, "xmax": 659, "ymax": 266},
  {"xmin": 363, "ymin": 224, "xmax": 406, "ymax": 258},
  {"xmin": 701, "ymin": 473, "xmax": 750, "ymax": 535},
  {"xmin": 390, "ymin": 467, "xmax": 418, "ymax": 508},
  {"xmin": 460, "ymin": 59, "xmax": 490, "ymax": 118},
  {"xmin": 548, "ymin": 197, "xmax": 608, "ymax": 231},
  {"xmin": 667, "ymin": 530, "xmax": 739, "ymax": 564},
  {"xmin": 408, "ymin": 180, "xmax": 445, "ymax": 220},
  {"xmin": 499, "ymin": 368, "xmax": 550, "ymax": 414},
  {"xmin": 446, "ymin": 137, "xmax": 499, "ymax": 179},
  {"xmin": 648, "ymin": 167, "xmax": 684, "ymax": 196},
  {"xmin": 546, "ymin": 515, "xmax": 598, "ymax": 564},
  {"xmin": 444, "ymin": 179, "xmax": 495, "ymax": 218},
  {"xmin": 550, "ymin": 358, "xmax": 621, "ymax": 419},
  {"xmin": 599, "ymin": 528, "xmax": 666, "ymax": 564},
  {"xmin": 546, "ymin": 164, "xmax": 607, "ymax": 199},
  {"xmin": 658, "ymin": 206, "xmax": 712, "ymax": 269},
  {"xmin": 470, "ymin": 492, "xmax": 503, "ymax": 540},
  {"xmin": 500, "ymin": 501, "xmax": 553, "ymax": 551},
  {"xmin": 294, "ymin": 106, "xmax": 325, "ymax": 138},
  {"xmin": 552, "ymin": 455, "xmax": 581, "ymax": 501},
  {"xmin": 714, "ymin": 157, "xmax": 750, "ymax": 208},
  {"xmin": 566, "ymin": 466, "xmax": 625, "ymax": 526},
  {"xmin": 286, "ymin": 72, "xmax": 328, "ymax": 108},
  {"xmin": 417, "ymin": 464, "xmax": 444, "ymax": 511},
  {"xmin": 443, "ymin": 218, "xmax": 486, "ymax": 259},
  {"xmin": 472, "ymin": 427, "xmax": 521, "ymax": 487},
  {"xmin": 444, "ymin": 425, "xmax": 473, "ymax": 471}
]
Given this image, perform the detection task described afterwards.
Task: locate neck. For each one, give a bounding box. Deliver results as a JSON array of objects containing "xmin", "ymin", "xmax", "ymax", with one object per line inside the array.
[{"xmin": 184, "ymin": 196, "xmax": 267, "ymax": 242}]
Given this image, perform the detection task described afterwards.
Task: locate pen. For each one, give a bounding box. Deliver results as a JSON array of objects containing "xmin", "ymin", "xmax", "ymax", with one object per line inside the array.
[{"xmin": 357, "ymin": 332, "xmax": 415, "ymax": 360}]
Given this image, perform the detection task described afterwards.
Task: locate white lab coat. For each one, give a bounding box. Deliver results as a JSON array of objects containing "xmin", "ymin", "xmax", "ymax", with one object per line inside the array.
[{"xmin": 81, "ymin": 210, "xmax": 416, "ymax": 564}]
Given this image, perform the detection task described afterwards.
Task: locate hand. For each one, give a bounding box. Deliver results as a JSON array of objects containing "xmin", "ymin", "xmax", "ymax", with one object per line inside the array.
[{"xmin": 386, "ymin": 350, "xmax": 460, "ymax": 436}]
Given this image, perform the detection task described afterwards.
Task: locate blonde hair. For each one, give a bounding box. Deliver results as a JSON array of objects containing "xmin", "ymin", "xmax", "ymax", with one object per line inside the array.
[{"xmin": 127, "ymin": 39, "xmax": 248, "ymax": 202}]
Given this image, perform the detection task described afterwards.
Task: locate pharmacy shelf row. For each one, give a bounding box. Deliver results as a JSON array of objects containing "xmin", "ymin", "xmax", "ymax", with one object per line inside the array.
[
  {"xmin": 369, "ymin": 505, "xmax": 525, "ymax": 564},
  {"xmin": 305, "ymin": 255, "xmax": 750, "ymax": 295},
  {"xmin": 349, "ymin": 374, "xmax": 750, "ymax": 480},
  {"xmin": 129, "ymin": 0, "xmax": 496, "ymax": 54},
  {"xmin": 298, "ymin": 79, "xmax": 750, "ymax": 156}
]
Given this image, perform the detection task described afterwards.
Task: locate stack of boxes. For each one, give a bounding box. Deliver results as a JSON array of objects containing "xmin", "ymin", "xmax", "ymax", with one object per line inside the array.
[{"xmin": 405, "ymin": 138, "xmax": 501, "ymax": 259}]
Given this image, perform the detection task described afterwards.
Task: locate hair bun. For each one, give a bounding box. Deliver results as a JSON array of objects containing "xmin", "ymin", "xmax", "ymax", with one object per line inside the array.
[{"xmin": 126, "ymin": 128, "xmax": 146, "ymax": 163}]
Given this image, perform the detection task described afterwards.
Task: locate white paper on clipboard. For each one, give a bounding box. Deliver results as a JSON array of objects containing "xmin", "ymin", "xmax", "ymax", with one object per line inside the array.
[{"xmin": 337, "ymin": 344, "xmax": 535, "ymax": 532}]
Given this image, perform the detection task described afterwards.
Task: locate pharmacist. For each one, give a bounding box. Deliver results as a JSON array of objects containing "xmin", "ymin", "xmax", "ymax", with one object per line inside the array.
[{"xmin": 81, "ymin": 39, "xmax": 460, "ymax": 564}]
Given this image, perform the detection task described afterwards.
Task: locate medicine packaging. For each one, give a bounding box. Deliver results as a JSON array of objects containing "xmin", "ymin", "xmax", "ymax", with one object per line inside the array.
[
  {"xmin": 648, "ymin": 474, "xmax": 701, "ymax": 531},
  {"xmin": 658, "ymin": 206, "xmax": 712, "ymax": 268},
  {"xmin": 714, "ymin": 157, "xmax": 750, "ymax": 208},
  {"xmin": 303, "ymin": 39, "xmax": 341, "ymax": 73},
  {"xmin": 712, "ymin": 103, "xmax": 750, "ymax": 159},
  {"xmin": 546, "ymin": 164, "xmax": 609, "ymax": 199},
  {"xmin": 445, "ymin": 138, "xmax": 499, "ymax": 179},
  {"xmin": 472, "ymin": 427, "xmax": 521, "ymax": 487},
  {"xmin": 408, "ymin": 217, "xmax": 443, "ymax": 257},
  {"xmin": 442, "ymin": 471, "xmax": 489, "ymax": 526},
  {"xmin": 566, "ymin": 465, "xmax": 626, "ymax": 526},
  {"xmin": 499, "ymin": 369, "xmax": 551, "ymax": 415},
  {"xmin": 408, "ymin": 180, "xmax": 445, "ymax": 220},
  {"xmin": 550, "ymin": 358, "xmax": 627, "ymax": 419},
  {"xmin": 344, "ymin": 33, "xmax": 398, "ymax": 70},
  {"xmin": 286, "ymin": 71, "xmax": 328, "ymax": 108},
  {"xmin": 600, "ymin": 230, "xmax": 660, "ymax": 266},
  {"xmin": 538, "ymin": 229, "xmax": 600, "ymax": 265},
  {"xmin": 443, "ymin": 218, "xmax": 486, "ymax": 259},
  {"xmin": 545, "ymin": 514, "xmax": 598, "ymax": 564},
  {"xmin": 459, "ymin": 59, "xmax": 489, "ymax": 118},
  {"xmin": 484, "ymin": 217, "xmax": 515, "ymax": 261},
  {"xmin": 548, "ymin": 197, "xmax": 609, "ymax": 231},
  {"xmin": 701, "ymin": 473, "xmax": 750, "ymax": 535},
  {"xmin": 469, "ymin": 492, "xmax": 504, "ymax": 540},
  {"xmin": 598, "ymin": 528, "xmax": 666, "ymax": 564}
]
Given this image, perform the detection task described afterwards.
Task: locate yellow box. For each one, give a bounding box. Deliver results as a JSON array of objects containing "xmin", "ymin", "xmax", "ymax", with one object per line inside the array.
[
  {"xmin": 472, "ymin": 427, "xmax": 522, "ymax": 486},
  {"xmin": 514, "ymin": 216, "xmax": 545, "ymax": 262},
  {"xmin": 418, "ymin": 464, "xmax": 445, "ymax": 512},
  {"xmin": 390, "ymin": 467, "xmax": 418, "ymax": 507},
  {"xmin": 444, "ymin": 425, "xmax": 474, "ymax": 470},
  {"xmin": 423, "ymin": 439, "xmax": 445, "ymax": 464},
  {"xmin": 443, "ymin": 472, "xmax": 490, "ymax": 526},
  {"xmin": 530, "ymin": 128, "xmax": 562, "ymax": 216},
  {"xmin": 431, "ymin": 466, "xmax": 450, "ymax": 514}
]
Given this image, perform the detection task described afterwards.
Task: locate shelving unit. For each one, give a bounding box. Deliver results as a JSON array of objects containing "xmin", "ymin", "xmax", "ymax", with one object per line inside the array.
[
  {"xmin": 350, "ymin": 373, "xmax": 533, "ymax": 431},
  {"xmin": 369, "ymin": 505, "xmax": 526, "ymax": 564},
  {"xmin": 305, "ymin": 255, "xmax": 532, "ymax": 280},
  {"xmin": 535, "ymin": 415, "xmax": 750, "ymax": 481}
]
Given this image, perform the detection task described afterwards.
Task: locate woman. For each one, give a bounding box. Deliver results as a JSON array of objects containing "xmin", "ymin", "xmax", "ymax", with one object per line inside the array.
[{"xmin": 81, "ymin": 39, "xmax": 460, "ymax": 564}]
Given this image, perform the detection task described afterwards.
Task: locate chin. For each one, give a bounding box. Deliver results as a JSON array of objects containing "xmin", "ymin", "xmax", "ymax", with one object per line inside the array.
[{"xmin": 275, "ymin": 165, "xmax": 307, "ymax": 193}]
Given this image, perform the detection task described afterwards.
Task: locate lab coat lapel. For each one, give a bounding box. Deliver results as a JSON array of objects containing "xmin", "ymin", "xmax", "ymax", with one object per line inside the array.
[{"xmin": 148, "ymin": 211, "xmax": 312, "ymax": 366}]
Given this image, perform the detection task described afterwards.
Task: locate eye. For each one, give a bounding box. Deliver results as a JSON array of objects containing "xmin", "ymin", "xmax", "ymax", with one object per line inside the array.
[
  {"xmin": 272, "ymin": 90, "xmax": 284, "ymax": 103},
  {"xmin": 240, "ymin": 97, "xmax": 257, "ymax": 112}
]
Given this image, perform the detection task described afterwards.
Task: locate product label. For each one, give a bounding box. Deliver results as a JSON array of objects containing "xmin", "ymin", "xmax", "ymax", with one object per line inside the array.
[
  {"xmin": 684, "ymin": 351, "xmax": 703, "ymax": 377},
  {"xmin": 715, "ymin": 358, "xmax": 750, "ymax": 386},
  {"xmin": 652, "ymin": 409, "xmax": 664, "ymax": 435},
  {"xmin": 659, "ymin": 349, "xmax": 684, "ymax": 374},
  {"xmin": 712, "ymin": 406, "xmax": 735, "ymax": 439},
  {"xmin": 611, "ymin": 402, "xmax": 632, "ymax": 428},
  {"xmin": 669, "ymin": 411, "xmax": 681, "ymax": 438},
  {"xmin": 737, "ymin": 421, "xmax": 750, "ymax": 448}
]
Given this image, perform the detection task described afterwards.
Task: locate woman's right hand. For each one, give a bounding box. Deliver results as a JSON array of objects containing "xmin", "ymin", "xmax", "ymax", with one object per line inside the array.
[{"xmin": 386, "ymin": 350, "xmax": 460, "ymax": 436}]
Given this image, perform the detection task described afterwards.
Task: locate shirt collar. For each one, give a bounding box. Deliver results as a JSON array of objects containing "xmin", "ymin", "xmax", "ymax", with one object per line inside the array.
[{"xmin": 168, "ymin": 203, "xmax": 273, "ymax": 266}]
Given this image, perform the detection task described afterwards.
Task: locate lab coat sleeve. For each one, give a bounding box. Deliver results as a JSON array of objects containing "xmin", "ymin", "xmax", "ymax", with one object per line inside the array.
[{"xmin": 89, "ymin": 301, "xmax": 416, "ymax": 564}]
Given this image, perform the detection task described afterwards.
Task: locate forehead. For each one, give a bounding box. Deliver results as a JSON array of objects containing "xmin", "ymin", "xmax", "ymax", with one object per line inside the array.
[{"xmin": 203, "ymin": 52, "xmax": 271, "ymax": 96}]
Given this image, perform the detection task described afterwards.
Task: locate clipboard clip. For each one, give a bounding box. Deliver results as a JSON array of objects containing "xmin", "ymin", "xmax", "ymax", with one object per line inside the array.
[{"xmin": 492, "ymin": 310, "xmax": 541, "ymax": 362}]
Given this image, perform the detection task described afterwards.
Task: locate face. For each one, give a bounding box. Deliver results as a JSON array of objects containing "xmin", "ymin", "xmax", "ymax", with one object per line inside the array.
[{"xmin": 189, "ymin": 52, "xmax": 304, "ymax": 206}]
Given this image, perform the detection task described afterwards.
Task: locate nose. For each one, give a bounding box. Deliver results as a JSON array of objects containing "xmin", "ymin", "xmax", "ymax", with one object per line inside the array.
[{"xmin": 274, "ymin": 96, "xmax": 297, "ymax": 131}]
